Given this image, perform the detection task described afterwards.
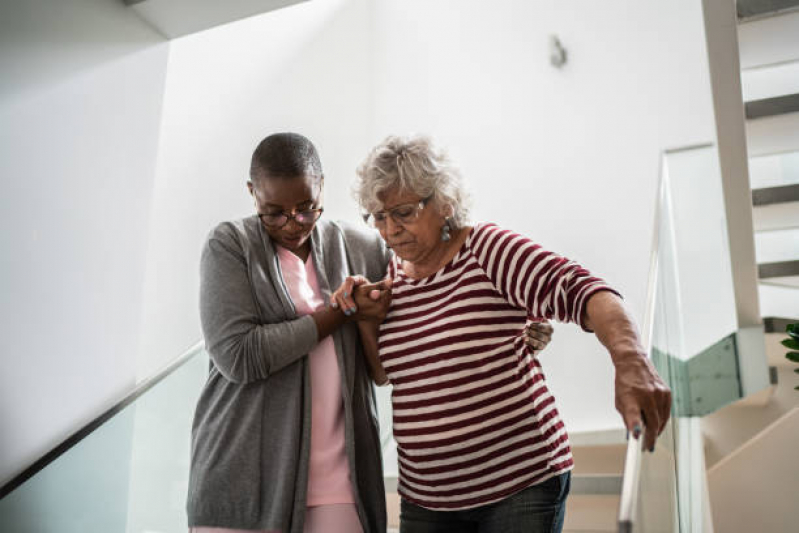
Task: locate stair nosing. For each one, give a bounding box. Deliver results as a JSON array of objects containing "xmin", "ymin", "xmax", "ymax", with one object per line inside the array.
[
  {"xmin": 758, "ymin": 259, "xmax": 799, "ymax": 278},
  {"xmin": 752, "ymin": 183, "xmax": 799, "ymax": 205},
  {"xmin": 745, "ymin": 93, "xmax": 799, "ymax": 119}
]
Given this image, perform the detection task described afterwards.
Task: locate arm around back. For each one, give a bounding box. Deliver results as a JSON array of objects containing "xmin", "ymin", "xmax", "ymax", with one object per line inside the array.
[{"xmin": 200, "ymin": 224, "xmax": 320, "ymax": 384}]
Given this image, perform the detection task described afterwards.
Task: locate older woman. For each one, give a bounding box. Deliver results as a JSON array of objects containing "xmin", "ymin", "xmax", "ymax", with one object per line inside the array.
[{"xmin": 335, "ymin": 135, "xmax": 671, "ymax": 533}]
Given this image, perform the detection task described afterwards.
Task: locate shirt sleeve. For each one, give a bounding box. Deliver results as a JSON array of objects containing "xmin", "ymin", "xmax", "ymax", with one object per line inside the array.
[
  {"xmin": 199, "ymin": 225, "xmax": 319, "ymax": 384},
  {"xmin": 469, "ymin": 223, "xmax": 621, "ymax": 331}
]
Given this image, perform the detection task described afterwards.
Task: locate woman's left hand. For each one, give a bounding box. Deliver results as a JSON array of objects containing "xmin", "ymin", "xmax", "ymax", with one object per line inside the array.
[
  {"xmin": 331, "ymin": 276, "xmax": 369, "ymax": 316},
  {"xmin": 525, "ymin": 320, "xmax": 554, "ymax": 353}
]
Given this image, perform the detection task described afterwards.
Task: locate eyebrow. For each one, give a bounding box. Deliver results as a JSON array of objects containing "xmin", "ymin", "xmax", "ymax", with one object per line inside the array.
[
  {"xmin": 379, "ymin": 199, "xmax": 421, "ymax": 211},
  {"xmin": 262, "ymin": 199, "xmax": 316, "ymax": 210}
]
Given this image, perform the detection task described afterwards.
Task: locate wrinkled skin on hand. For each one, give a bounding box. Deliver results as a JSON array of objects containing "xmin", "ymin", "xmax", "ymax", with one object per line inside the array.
[
  {"xmin": 330, "ymin": 275, "xmax": 392, "ymax": 322},
  {"xmin": 614, "ymin": 355, "xmax": 671, "ymax": 451},
  {"xmin": 524, "ymin": 320, "xmax": 553, "ymax": 353}
]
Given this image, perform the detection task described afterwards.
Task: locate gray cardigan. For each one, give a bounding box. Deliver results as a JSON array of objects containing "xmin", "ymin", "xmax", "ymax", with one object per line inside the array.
[{"xmin": 187, "ymin": 216, "xmax": 391, "ymax": 533}]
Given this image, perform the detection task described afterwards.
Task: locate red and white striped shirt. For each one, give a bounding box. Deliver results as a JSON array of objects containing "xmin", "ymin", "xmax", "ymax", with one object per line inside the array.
[{"xmin": 378, "ymin": 222, "xmax": 618, "ymax": 510}]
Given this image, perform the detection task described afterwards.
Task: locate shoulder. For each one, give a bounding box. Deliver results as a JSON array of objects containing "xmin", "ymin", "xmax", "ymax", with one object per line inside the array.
[
  {"xmin": 321, "ymin": 219, "xmax": 389, "ymax": 256},
  {"xmin": 203, "ymin": 216, "xmax": 262, "ymax": 256},
  {"xmin": 468, "ymin": 221, "xmax": 524, "ymax": 251},
  {"xmin": 317, "ymin": 219, "xmax": 392, "ymax": 276},
  {"xmin": 321, "ymin": 219, "xmax": 381, "ymax": 247}
]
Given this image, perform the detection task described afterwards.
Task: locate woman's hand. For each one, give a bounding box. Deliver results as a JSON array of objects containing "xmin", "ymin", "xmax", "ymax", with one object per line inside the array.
[
  {"xmin": 352, "ymin": 280, "xmax": 392, "ymax": 323},
  {"xmin": 525, "ymin": 320, "xmax": 554, "ymax": 354},
  {"xmin": 614, "ymin": 356, "xmax": 671, "ymax": 452},
  {"xmin": 331, "ymin": 276, "xmax": 369, "ymax": 316},
  {"xmin": 331, "ymin": 276, "xmax": 392, "ymax": 322}
]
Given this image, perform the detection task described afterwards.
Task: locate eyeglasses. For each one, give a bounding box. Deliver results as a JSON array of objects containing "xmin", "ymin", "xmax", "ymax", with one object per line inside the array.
[
  {"xmin": 363, "ymin": 196, "xmax": 431, "ymax": 228},
  {"xmin": 258, "ymin": 207, "xmax": 324, "ymax": 228}
]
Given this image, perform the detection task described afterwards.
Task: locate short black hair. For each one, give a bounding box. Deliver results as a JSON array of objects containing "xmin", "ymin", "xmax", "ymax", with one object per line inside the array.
[{"xmin": 249, "ymin": 132, "xmax": 323, "ymax": 182}]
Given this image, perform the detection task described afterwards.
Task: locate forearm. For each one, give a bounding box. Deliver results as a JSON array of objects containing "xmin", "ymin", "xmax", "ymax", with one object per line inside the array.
[
  {"xmin": 311, "ymin": 304, "xmax": 349, "ymax": 341},
  {"xmin": 583, "ymin": 291, "xmax": 646, "ymax": 364},
  {"xmin": 357, "ymin": 320, "xmax": 388, "ymax": 385},
  {"xmin": 584, "ymin": 290, "xmax": 671, "ymax": 449}
]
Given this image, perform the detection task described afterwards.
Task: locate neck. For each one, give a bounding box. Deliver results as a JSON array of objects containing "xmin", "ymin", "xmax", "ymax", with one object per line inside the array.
[{"xmin": 405, "ymin": 226, "xmax": 468, "ymax": 278}]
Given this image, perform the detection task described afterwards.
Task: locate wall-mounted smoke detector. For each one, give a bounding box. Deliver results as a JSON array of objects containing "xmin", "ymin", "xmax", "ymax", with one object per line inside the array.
[{"xmin": 549, "ymin": 35, "xmax": 567, "ymax": 68}]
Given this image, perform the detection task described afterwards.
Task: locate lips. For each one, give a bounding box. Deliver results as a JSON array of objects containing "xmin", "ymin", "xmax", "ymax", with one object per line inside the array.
[{"xmin": 283, "ymin": 234, "xmax": 304, "ymax": 244}]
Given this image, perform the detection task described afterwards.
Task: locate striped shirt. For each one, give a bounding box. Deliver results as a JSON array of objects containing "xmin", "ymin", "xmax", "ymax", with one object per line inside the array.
[{"xmin": 378, "ymin": 222, "xmax": 618, "ymax": 510}]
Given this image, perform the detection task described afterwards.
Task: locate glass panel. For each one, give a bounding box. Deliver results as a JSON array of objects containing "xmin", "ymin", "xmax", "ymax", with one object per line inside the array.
[
  {"xmin": 0, "ymin": 346, "xmax": 207, "ymax": 532},
  {"xmin": 748, "ymin": 150, "xmax": 799, "ymax": 189},
  {"xmin": 625, "ymin": 145, "xmax": 737, "ymax": 532},
  {"xmin": 661, "ymin": 146, "xmax": 738, "ymax": 359}
]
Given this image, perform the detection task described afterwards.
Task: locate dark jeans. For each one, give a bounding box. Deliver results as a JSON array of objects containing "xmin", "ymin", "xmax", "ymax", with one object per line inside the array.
[{"xmin": 399, "ymin": 472, "xmax": 571, "ymax": 533}]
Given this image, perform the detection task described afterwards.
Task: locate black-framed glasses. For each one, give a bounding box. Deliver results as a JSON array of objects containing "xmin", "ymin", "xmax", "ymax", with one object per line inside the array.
[
  {"xmin": 363, "ymin": 196, "xmax": 431, "ymax": 228},
  {"xmin": 258, "ymin": 207, "xmax": 324, "ymax": 228}
]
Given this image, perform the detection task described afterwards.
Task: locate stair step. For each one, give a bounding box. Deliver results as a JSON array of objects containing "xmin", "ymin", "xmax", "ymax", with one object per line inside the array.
[
  {"xmin": 746, "ymin": 109, "xmax": 799, "ymax": 156},
  {"xmin": 753, "ymin": 183, "xmax": 799, "ymax": 205},
  {"xmin": 564, "ymin": 495, "xmax": 619, "ymax": 533},
  {"xmin": 748, "ymin": 149, "xmax": 799, "ymax": 189},
  {"xmin": 742, "ymin": 59, "xmax": 799, "ymax": 102},
  {"xmin": 570, "ymin": 475, "xmax": 622, "ymax": 495},
  {"xmin": 763, "ymin": 316, "xmax": 797, "ymax": 332},
  {"xmin": 738, "ymin": 0, "xmax": 799, "ymax": 20},
  {"xmin": 759, "ymin": 283, "xmax": 799, "ymax": 318},
  {"xmin": 753, "ymin": 201, "xmax": 799, "ymax": 231},
  {"xmin": 738, "ymin": 9, "xmax": 799, "ymax": 69},
  {"xmin": 754, "ymin": 226, "xmax": 799, "ymax": 264},
  {"xmin": 745, "ymin": 93, "xmax": 799, "ymax": 119}
]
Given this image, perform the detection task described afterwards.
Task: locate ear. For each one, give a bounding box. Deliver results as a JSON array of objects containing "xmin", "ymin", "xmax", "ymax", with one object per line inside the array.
[
  {"xmin": 247, "ymin": 180, "xmax": 254, "ymax": 196},
  {"xmin": 440, "ymin": 202, "xmax": 455, "ymax": 219}
]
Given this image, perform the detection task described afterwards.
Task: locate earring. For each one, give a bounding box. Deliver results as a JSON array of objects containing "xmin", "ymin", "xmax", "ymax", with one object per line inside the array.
[{"xmin": 440, "ymin": 218, "xmax": 452, "ymax": 242}]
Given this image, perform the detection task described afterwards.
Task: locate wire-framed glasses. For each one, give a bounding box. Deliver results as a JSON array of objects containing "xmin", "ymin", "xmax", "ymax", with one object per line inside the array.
[
  {"xmin": 363, "ymin": 196, "xmax": 431, "ymax": 228},
  {"xmin": 258, "ymin": 207, "xmax": 324, "ymax": 228}
]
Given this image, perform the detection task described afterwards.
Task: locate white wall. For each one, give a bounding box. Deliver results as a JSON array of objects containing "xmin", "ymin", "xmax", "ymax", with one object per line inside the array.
[
  {"xmin": 0, "ymin": 0, "xmax": 722, "ymax": 487},
  {"xmin": 0, "ymin": 0, "xmax": 169, "ymax": 484},
  {"xmin": 141, "ymin": 0, "xmax": 719, "ymax": 436},
  {"xmin": 370, "ymin": 0, "xmax": 717, "ymax": 432},
  {"xmin": 135, "ymin": 0, "xmax": 376, "ymax": 379}
]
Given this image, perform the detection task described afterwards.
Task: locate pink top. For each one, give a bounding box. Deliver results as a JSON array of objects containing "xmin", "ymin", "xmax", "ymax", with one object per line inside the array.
[
  {"xmin": 276, "ymin": 245, "xmax": 355, "ymax": 507},
  {"xmin": 191, "ymin": 248, "xmax": 355, "ymax": 533}
]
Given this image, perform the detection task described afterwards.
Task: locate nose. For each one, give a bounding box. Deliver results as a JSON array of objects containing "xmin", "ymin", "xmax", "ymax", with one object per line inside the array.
[
  {"xmin": 284, "ymin": 214, "xmax": 304, "ymax": 231},
  {"xmin": 383, "ymin": 217, "xmax": 404, "ymax": 237}
]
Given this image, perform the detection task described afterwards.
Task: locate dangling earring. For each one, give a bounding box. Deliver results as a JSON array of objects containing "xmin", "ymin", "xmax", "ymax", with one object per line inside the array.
[{"xmin": 440, "ymin": 218, "xmax": 452, "ymax": 242}]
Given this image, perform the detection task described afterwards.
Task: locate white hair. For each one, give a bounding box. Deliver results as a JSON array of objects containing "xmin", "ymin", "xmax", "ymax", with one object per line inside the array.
[{"xmin": 355, "ymin": 135, "xmax": 471, "ymax": 228}]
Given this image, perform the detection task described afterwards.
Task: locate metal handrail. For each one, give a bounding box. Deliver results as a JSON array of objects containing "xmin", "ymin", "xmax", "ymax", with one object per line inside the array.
[{"xmin": 0, "ymin": 340, "xmax": 205, "ymax": 500}]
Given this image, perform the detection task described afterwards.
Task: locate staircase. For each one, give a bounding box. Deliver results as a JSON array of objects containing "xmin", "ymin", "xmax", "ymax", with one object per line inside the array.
[{"xmin": 701, "ymin": 3, "xmax": 799, "ymax": 531}]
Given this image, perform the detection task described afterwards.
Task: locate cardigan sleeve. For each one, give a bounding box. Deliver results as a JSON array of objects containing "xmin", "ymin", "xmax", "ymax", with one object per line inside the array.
[
  {"xmin": 199, "ymin": 224, "xmax": 319, "ymax": 384},
  {"xmin": 469, "ymin": 223, "xmax": 620, "ymax": 331}
]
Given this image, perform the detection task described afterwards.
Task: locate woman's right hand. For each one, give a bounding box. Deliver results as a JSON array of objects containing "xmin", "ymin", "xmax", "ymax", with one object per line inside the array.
[{"xmin": 331, "ymin": 275, "xmax": 368, "ymax": 316}]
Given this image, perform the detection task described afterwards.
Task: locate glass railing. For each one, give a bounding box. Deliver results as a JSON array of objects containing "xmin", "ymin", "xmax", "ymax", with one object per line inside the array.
[
  {"xmin": 0, "ymin": 342, "xmax": 207, "ymax": 532},
  {"xmin": 619, "ymin": 143, "xmax": 760, "ymax": 532}
]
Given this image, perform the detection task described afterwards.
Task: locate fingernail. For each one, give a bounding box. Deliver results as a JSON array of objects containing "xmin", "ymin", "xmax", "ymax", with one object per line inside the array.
[
  {"xmin": 649, "ymin": 445, "xmax": 655, "ymax": 453},
  {"xmin": 331, "ymin": 301, "xmax": 338, "ymax": 308},
  {"xmin": 349, "ymin": 307, "xmax": 357, "ymax": 314},
  {"xmin": 344, "ymin": 309, "xmax": 352, "ymax": 316},
  {"xmin": 633, "ymin": 424, "xmax": 642, "ymax": 439},
  {"xmin": 344, "ymin": 291, "xmax": 349, "ymax": 298}
]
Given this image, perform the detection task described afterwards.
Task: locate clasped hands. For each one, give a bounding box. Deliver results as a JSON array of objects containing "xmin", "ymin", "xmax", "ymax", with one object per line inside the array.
[{"xmin": 330, "ymin": 276, "xmax": 392, "ymax": 323}]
